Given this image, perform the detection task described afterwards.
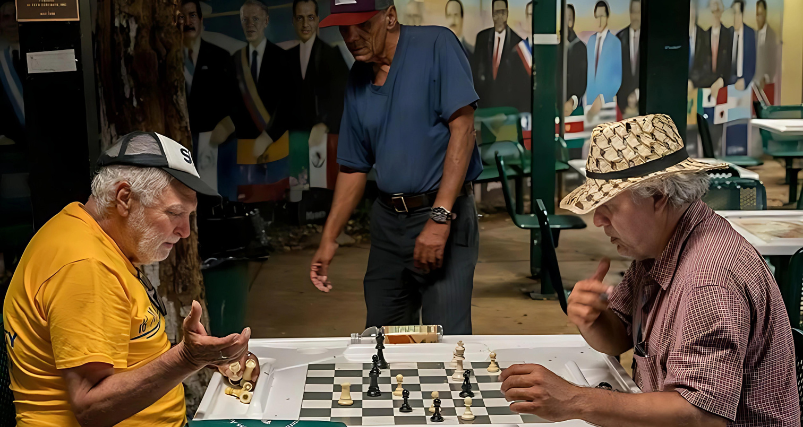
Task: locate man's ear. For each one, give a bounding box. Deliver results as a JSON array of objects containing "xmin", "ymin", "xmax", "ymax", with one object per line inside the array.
[
  {"xmin": 652, "ymin": 193, "xmax": 669, "ymax": 213},
  {"xmin": 115, "ymin": 182, "xmax": 133, "ymax": 218},
  {"xmin": 385, "ymin": 6, "xmax": 397, "ymax": 28}
]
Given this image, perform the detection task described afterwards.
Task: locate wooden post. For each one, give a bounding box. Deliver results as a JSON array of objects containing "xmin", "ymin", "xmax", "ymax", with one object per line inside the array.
[{"xmin": 94, "ymin": 0, "xmax": 210, "ymax": 415}]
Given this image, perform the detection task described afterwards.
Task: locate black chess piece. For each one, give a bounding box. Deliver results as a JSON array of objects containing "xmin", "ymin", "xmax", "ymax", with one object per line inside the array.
[
  {"xmin": 367, "ymin": 366, "xmax": 382, "ymax": 397},
  {"xmin": 430, "ymin": 398, "xmax": 444, "ymax": 422},
  {"xmin": 370, "ymin": 354, "xmax": 381, "ymax": 376},
  {"xmin": 375, "ymin": 328, "xmax": 388, "ymax": 369},
  {"xmin": 459, "ymin": 369, "xmax": 474, "ymax": 398},
  {"xmin": 399, "ymin": 389, "xmax": 413, "ymax": 412}
]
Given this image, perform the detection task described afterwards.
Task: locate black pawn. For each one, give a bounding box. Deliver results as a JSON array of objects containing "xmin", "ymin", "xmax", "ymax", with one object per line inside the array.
[
  {"xmin": 367, "ymin": 367, "xmax": 381, "ymax": 397},
  {"xmin": 430, "ymin": 398, "xmax": 444, "ymax": 422},
  {"xmin": 370, "ymin": 354, "xmax": 381, "ymax": 376},
  {"xmin": 399, "ymin": 389, "xmax": 413, "ymax": 412},
  {"xmin": 376, "ymin": 329, "xmax": 388, "ymax": 369},
  {"xmin": 459, "ymin": 369, "xmax": 474, "ymax": 398}
]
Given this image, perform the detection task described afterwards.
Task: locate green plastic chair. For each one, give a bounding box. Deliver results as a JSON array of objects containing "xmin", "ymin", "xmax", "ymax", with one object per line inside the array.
[
  {"xmin": 753, "ymin": 101, "xmax": 803, "ymax": 204},
  {"xmin": 702, "ymin": 178, "xmax": 767, "ymax": 211},
  {"xmin": 0, "ymin": 320, "xmax": 16, "ymax": 426},
  {"xmin": 793, "ymin": 328, "xmax": 803, "ymax": 423},
  {"xmin": 495, "ymin": 156, "xmax": 573, "ymax": 312},
  {"xmin": 697, "ymin": 113, "xmax": 763, "ymax": 167},
  {"xmin": 495, "ymin": 153, "xmax": 586, "ymax": 240}
]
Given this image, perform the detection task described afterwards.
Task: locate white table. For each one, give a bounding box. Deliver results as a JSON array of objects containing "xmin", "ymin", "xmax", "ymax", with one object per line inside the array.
[
  {"xmin": 751, "ymin": 119, "xmax": 803, "ymax": 136},
  {"xmin": 567, "ymin": 158, "xmax": 760, "ymax": 181},
  {"xmin": 717, "ymin": 210, "xmax": 803, "ymax": 256},
  {"xmin": 194, "ymin": 335, "xmax": 638, "ymax": 426}
]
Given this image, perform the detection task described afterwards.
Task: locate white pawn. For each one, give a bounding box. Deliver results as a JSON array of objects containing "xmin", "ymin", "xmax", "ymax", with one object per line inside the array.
[
  {"xmin": 338, "ymin": 382, "xmax": 354, "ymax": 406},
  {"xmin": 461, "ymin": 397, "xmax": 475, "ymax": 420},
  {"xmin": 487, "ymin": 351, "xmax": 500, "ymax": 373},
  {"xmin": 394, "ymin": 374, "xmax": 404, "ymax": 397},
  {"xmin": 452, "ymin": 359, "xmax": 464, "ymax": 381},
  {"xmin": 429, "ymin": 391, "xmax": 439, "ymax": 413}
]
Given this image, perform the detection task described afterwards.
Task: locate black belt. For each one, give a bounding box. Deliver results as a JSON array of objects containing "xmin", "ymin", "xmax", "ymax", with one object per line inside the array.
[{"xmin": 378, "ymin": 183, "xmax": 473, "ymax": 213}]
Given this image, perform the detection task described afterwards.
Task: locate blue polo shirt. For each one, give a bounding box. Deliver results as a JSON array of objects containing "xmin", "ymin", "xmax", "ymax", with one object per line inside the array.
[{"xmin": 337, "ymin": 25, "xmax": 482, "ymax": 195}]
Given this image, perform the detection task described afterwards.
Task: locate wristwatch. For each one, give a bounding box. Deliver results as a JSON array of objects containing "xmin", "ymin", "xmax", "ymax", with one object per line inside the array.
[{"xmin": 430, "ymin": 206, "xmax": 452, "ymax": 224}]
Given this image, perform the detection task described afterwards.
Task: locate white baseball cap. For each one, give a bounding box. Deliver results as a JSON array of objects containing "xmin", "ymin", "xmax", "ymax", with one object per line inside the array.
[{"xmin": 96, "ymin": 131, "xmax": 219, "ymax": 197}]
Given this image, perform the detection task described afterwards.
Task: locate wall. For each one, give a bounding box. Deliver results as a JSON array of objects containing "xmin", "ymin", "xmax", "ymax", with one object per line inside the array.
[{"xmin": 781, "ymin": 0, "xmax": 802, "ymax": 105}]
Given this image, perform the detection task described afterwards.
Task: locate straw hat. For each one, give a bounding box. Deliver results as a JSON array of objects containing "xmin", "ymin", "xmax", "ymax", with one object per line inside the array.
[{"xmin": 560, "ymin": 114, "xmax": 727, "ymax": 215}]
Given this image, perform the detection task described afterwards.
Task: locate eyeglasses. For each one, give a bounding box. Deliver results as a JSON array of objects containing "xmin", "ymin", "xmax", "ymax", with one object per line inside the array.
[{"xmin": 136, "ymin": 267, "xmax": 167, "ymax": 317}]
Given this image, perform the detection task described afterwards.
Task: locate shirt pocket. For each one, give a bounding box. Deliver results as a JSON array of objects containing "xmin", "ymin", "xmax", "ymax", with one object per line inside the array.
[{"xmin": 633, "ymin": 353, "xmax": 662, "ymax": 392}]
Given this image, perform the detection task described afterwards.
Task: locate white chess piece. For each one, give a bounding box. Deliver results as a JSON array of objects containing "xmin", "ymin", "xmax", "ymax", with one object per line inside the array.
[
  {"xmin": 451, "ymin": 340, "xmax": 465, "ymax": 365},
  {"xmin": 452, "ymin": 359, "xmax": 464, "ymax": 381},
  {"xmin": 461, "ymin": 397, "xmax": 475, "ymax": 420},
  {"xmin": 394, "ymin": 374, "xmax": 404, "ymax": 397},
  {"xmin": 487, "ymin": 351, "xmax": 500, "ymax": 373},
  {"xmin": 338, "ymin": 382, "xmax": 354, "ymax": 406},
  {"xmin": 243, "ymin": 359, "xmax": 257, "ymax": 382},
  {"xmin": 429, "ymin": 391, "xmax": 439, "ymax": 413}
]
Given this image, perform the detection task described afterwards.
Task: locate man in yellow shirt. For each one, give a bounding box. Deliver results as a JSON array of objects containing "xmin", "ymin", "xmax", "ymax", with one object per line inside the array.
[{"xmin": 3, "ymin": 131, "xmax": 256, "ymax": 426}]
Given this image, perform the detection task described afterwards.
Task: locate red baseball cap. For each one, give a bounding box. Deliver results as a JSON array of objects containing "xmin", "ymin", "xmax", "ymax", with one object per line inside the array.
[{"xmin": 319, "ymin": 0, "xmax": 393, "ymax": 27}]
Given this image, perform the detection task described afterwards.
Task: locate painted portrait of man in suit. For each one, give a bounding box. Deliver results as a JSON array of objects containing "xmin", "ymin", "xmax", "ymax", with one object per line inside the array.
[
  {"xmin": 286, "ymin": 0, "xmax": 348, "ymax": 190},
  {"xmin": 585, "ymin": 1, "xmax": 621, "ymax": 106},
  {"xmin": 445, "ymin": 0, "xmax": 474, "ymax": 61},
  {"xmin": 616, "ymin": 0, "xmax": 640, "ymax": 118},
  {"xmin": 471, "ymin": 0, "xmax": 530, "ymax": 112},
  {"xmin": 729, "ymin": 0, "xmax": 755, "ymax": 91},
  {"xmin": 564, "ymin": 4, "xmax": 587, "ymax": 116},
  {"xmin": 754, "ymin": 0, "xmax": 777, "ymax": 90},
  {"xmin": 179, "ymin": 0, "xmax": 234, "ymax": 190},
  {"xmin": 231, "ymin": 0, "xmax": 290, "ymax": 158},
  {"xmin": 404, "ymin": 0, "xmax": 424, "ymax": 26},
  {"xmin": 688, "ymin": 0, "xmax": 708, "ymax": 91},
  {"xmin": 701, "ymin": 0, "xmax": 731, "ymax": 93}
]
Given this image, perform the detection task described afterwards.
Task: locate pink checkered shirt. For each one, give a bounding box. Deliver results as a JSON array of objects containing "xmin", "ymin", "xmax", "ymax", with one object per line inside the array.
[{"xmin": 608, "ymin": 200, "xmax": 799, "ymax": 426}]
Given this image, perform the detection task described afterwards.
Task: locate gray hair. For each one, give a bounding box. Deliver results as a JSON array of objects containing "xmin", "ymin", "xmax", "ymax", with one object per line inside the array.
[
  {"xmin": 629, "ymin": 172, "xmax": 710, "ymax": 209},
  {"xmin": 91, "ymin": 135, "xmax": 174, "ymax": 219},
  {"xmin": 241, "ymin": 0, "xmax": 269, "ymax": 16}
]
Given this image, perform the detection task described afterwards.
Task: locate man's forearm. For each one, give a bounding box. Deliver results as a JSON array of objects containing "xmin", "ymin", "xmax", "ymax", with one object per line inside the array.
[
  {"xmin": 69, "ymin": 343, "xmax": 198, "ymax": 427},
  {"xmin": 578, "ymin": 309, "xmax": 632, "ymax": 356},
  {"xmin": 575, "ymin": 388, "xmax": 727, "ymax": 427},
  {"xmin": 434, "ymin": 107, "xmax": 476, "ymax": 211},
  {"xmin": 321, "ymin": 170, "xmax": 368, "ymax": 242}
]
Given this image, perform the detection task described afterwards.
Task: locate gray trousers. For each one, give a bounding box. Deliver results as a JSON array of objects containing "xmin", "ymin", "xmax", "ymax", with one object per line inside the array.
[{"xmin": 363, "ymin": 194, "xmax": 479, "ymax": 335}]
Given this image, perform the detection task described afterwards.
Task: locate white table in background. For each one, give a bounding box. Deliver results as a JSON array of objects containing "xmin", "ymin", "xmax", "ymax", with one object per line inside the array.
[
  {"xmin": 751, "ymin": 119, "xmax": 803, "ymax": 136},
  {"xmin": 194, "ymin": 335, "xmax": 638, "ymax": 426},
  {"xmin": 567, "ymin": 158, "xmax": 760, "ymax": 181},
  {"xmin": 717, "ymin": 210, "xmax": 803, "ymax": 256}
]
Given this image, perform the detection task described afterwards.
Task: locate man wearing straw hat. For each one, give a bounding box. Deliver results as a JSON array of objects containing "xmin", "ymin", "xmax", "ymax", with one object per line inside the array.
[{"xmin": 500, "ymin": 114, "xmax": 798, "ymax": 425}]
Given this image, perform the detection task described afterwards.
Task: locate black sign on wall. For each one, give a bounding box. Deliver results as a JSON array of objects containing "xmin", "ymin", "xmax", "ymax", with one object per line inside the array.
[{"xmin": 15, "ymin": 0, "xmax": 79, "ymax": 22}]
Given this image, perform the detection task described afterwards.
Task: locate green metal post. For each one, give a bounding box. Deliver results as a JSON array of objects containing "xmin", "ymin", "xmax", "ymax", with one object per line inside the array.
[{"xmin": 529, "ymin": 0, "xmax": 557, "ymax": 281}]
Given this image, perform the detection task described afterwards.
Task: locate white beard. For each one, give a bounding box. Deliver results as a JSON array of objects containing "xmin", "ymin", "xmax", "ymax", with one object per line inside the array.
[{"xmin": 130, "ymin": 205, "xmax": 172, "ymax": 264}]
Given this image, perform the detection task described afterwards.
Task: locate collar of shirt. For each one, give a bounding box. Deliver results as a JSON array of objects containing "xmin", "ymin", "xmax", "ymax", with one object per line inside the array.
[
  {"xmin": 711, "ymin": 24, "xmax": 720, "ymax": 38},
  {"xmin": 596, "ymin": 28, "xmax": 608, "ymax": 48},
  {"xmin": 184, "ymin": 36, "xmax": 202, "ymax": 66},
  {"xmin": 494, "ymin": 28, "xmax": 507, "ymax": 52},
  {"xmin": 642, "ymin": 199, "xmax": 713, "ymax": 290},
  {"xmin": 300, "ymin": 34, "xmax": 316, "ymax": 79},
  {"xmin": 758, "ymin": 24, "xmax": 767, "ymax": 44},
  {"xmin": 249, "ymin": 38, "xmax": 268, "ymax": 77}
]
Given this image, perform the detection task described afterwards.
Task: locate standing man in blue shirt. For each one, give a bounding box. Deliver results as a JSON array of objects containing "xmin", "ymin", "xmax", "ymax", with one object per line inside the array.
[{"xmin": 309, "ymin": 0, "xmax": 482, "ymax": 334}]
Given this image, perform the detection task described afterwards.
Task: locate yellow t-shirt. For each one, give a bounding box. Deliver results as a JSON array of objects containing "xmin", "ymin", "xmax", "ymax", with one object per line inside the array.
[{"xmin": 2, "ymin": 202, "xmax": 186, "ymax": 427}]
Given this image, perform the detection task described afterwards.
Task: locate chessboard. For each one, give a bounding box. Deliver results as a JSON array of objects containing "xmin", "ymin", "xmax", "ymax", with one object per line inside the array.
[{"xmin": 299, "ymin": 361, "xmax": 547, "ymax": 425}]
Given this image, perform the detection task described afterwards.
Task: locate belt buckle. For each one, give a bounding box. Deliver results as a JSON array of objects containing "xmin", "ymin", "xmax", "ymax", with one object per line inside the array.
[{"xmin": 391, "ymin": 194, "xmax": 408, "ymax": 213}]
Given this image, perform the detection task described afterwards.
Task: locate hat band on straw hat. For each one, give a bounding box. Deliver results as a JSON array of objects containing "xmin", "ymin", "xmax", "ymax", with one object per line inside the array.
[{"xmin": 586, "ymin": 148, "xmax": 690, "ymax": 180}]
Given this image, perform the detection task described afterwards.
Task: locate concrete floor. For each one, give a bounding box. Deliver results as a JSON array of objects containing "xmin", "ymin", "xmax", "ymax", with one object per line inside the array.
[{"xmin": 243, "ymin": 156, "xmax": 794, "ymax": 374}]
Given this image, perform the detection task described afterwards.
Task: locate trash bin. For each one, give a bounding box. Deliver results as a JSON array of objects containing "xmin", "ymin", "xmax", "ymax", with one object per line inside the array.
[{"xmin": 202, "ymin": 257, "xmax": 250, "ymax": 337}]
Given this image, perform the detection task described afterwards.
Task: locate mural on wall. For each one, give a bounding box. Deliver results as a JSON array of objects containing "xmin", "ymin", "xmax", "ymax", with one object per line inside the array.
[
  {"xmin": 687, "ymin": 0, "xmax": 782, "ymax": 156},
  {"xmin": 180, "ymin": 0, "xmax": 534, "ymax": 205},
  {"xmin": 562, "ymin": 0, "xmax": 782, "ymax": 158}
]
